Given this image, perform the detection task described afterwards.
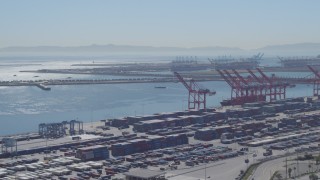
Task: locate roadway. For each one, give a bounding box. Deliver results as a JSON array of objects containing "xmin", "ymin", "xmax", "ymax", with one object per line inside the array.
[
  {"xmin": 251, "ymin": 149, "xmax": 320, "ymax": 180},
  {"xmin": 166, "ymin": 156, "xmax": 248, "ymax": 180}
]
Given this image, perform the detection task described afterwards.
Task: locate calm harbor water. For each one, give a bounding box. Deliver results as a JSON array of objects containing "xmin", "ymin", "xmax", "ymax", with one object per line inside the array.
[{"xmin": 0, "ymin": 55, "xmax": 314, "ymax": 136}]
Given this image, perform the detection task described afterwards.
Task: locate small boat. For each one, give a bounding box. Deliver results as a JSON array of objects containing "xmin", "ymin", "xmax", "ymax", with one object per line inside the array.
[
  {"xmin": 13, "ymin": 74, "xmax": 17, "ymax": 76},
  {"xmin": 33, "ymin": 75, "xmax": 39, "ymax": 78},
  {"xmin": 155, "ymin": 86, "xmax": 167, "ymax": 89}
]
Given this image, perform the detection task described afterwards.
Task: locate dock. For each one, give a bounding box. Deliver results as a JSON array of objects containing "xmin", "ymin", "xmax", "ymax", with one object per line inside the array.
[
  {"xmin": 0, "ymin": 75, "xmax": 315, "ymax": 91},
  {"xmin": 0, "ymin": 77, "xmax": 220, "ymax": 89}
]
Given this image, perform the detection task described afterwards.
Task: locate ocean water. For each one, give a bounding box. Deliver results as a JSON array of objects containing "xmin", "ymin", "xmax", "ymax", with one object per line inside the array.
[{"xmin": 0, "ymin": 55, "xmax": 314, "ymax": 136}]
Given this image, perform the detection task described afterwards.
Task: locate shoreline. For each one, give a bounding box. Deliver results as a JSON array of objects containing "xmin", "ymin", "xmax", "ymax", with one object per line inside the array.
[{"xmin": 0, "ymin": 119, "xmax": 106, "ymax": 139}]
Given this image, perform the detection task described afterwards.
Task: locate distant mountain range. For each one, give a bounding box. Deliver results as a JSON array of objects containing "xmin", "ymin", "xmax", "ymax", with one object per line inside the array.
[
  {"xmin": 255, "ymin": 43, "xmax": 320, "ymax": 55},
  {"xmin": 0, "ymin": 44, "xmax": 242, "ymax": 53},
  {"xmin": 0, "ymin": 43, "xmax": 319, "ymax": 56}
]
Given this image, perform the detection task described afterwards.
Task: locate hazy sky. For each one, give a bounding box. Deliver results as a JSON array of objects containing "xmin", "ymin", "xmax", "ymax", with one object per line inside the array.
[{"xmin": 1, "ymin": 0, "xmax": 319, "ymax": 49}]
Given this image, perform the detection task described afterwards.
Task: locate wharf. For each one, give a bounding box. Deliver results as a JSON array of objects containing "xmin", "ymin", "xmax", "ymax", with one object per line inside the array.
[
  {"xmin": 0, "ymin": 81, "xmax": 53, "ymax": 91},
  {"xmin": 0, "ymin": 75, "xmax": 314, "ymax": 90},
  {"xmin": 0, "ymin": 77, "xmax": 222, "ymax": 88}
]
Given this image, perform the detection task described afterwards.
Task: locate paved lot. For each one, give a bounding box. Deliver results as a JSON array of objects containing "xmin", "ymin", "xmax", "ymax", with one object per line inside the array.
[{"xmin": 252, "ymin": 149, "xmax": 320, "ymax": 180}]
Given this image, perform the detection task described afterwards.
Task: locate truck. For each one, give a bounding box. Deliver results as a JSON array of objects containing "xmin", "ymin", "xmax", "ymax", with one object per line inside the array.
[{"xmin": 263, "ymin": 149, "xmax": 273, "ymax": 156}]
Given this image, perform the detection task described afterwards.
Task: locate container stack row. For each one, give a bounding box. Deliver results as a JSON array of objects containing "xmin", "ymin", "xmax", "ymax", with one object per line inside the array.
[
  {"xmin": 108, "ymin": 109, "xmax": 216, "ymax": 127},
  {"xmin": 133, "ymin": 113, "xmax": 226, "ymax": 133},
  {"xmin": 194, "ymin": 121, "xmax": 269, "ymax": 141},
  {"xmin": 111, "ymin": 134, "xmax": 188, "ymax": 156},
  {"xmin": 76, "ymin": 145, "xmax": 109, "ymax": 161}
]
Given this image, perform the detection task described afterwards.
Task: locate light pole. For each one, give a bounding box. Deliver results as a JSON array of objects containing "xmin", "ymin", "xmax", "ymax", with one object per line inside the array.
[
  {"xmin": 205, "ymin": 163, "xmax": 207, "ymax": 180},
  {"xmin": 285, "ymin": 156, "xmax": 288, "ymax": 179},
  {"xmin": 285, "ymin": 148, "xmax": 290, "ymax": 179},
  {"xmin": 297, "ymin": 151, "xmax": 300, "ymax": 177},
  {"xmin": 45, "ymin": 136, "xmax": 48, "ymax": 158}
]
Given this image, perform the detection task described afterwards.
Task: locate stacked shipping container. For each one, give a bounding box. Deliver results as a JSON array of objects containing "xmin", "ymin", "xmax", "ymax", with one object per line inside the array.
[
  {"xmin": 76, "ymin": 145, "xmax": 109, "ymax": 161},
  {"xmin": 111, "ymin": 134, "xmax": 188, "ymax": 156}
]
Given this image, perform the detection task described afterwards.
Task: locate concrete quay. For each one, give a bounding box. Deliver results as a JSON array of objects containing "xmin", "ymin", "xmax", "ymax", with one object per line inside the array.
[{"xmin": 0, "ymin": 77, "xmax": 222, "ymax": 89}]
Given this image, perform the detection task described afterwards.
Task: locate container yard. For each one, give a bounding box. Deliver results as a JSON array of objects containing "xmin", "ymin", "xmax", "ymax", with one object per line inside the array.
[
  {"xmin": 2, "ymin": 0, "xmax": 320, "ymax": 179},
  {"xmin": 1, "ymin": 95, "xmax": 320, "ymax": 179},
  {"xmin": 279, "ymin": 55, "xmax": 320, "ymax": 68}
]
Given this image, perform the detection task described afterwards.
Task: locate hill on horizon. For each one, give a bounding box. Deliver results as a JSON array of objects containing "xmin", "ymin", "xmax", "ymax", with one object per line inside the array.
[{"xmin": 0, "ymin": 43, "xmax": 319, "ymax": 56}]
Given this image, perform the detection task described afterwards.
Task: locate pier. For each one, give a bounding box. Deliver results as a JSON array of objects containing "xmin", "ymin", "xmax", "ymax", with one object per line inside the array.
[
  {"xmin": 0, "ymin": 76, "xmax": 221, "ymax": 90},
  {"xmin": 0, "ymin": 78, "xmax": 192, "ymax": 90},
  {"xmin": 0, "ymin": 76, "xmax": 315, "ymax": 91}
]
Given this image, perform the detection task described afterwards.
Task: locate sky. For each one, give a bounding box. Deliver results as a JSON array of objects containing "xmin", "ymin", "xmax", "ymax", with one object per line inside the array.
[{"xmin": 1, "ymin": 0, "xmax": 320, "ymax": 49}]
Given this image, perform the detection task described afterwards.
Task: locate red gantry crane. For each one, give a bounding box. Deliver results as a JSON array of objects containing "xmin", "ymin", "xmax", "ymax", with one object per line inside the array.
[
  {"xmin": 231, "ymin": 69, "xmax": 250, "ymax": 96},
  {"xmin": 307, "ymin": 65, "xmax": 320, "ymax": 96},
  {"xmin": 216, "ymin": 69, "xmax": 238, "ymax": 103},
  {"xmin": 231, "ymin": 69, "xmax": 265, "ymax": 100},
  {"xmin": 218, "ymin": 67, "xmax": 291, "ymax": 106},
  {"xmin": 223, "ymin": 69, "xmax": 246, "ymax": 97},
  {"xmin": 174, "ymin": 72, "xmax": 216, "ymax": 110},
  {"xmin": 218, "ymin": 69, "xmax": 267, "ymax": 106},
  {"xmin": 247, "ymin": 69, "xmax": 266, "ymax": 97},
  {"xmin": 256, "ymin": 68, "xmax": 288, "ymax": 101},
  {"xmin": 217, "ymin": 69, "xmax": 246, "ymax": 105}
]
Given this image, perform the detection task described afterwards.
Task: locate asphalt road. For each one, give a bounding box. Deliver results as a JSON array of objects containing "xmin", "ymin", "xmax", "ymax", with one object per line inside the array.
[
  {"xmin": 252, "ymin": 156, "xmax": 287, "ymax": 180},
  {"xmin": 166, "ymin": 154, "xmax": 254, "ymax": 180},
  {"xmin": 252, "ymin": 150, "xmax": 320, "ymax": 180}
]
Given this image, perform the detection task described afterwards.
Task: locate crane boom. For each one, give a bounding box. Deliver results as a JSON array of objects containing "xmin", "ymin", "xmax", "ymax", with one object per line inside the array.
[
  {"xmin": 174, "ymin": 72, "xmax": 191, "ymax": 91},
  {"xmin": 307, "ymin": 65, "xmax": 320, "ymax": 79},
  {"xmin": 256, "ymin": 68, "xmax": 272, "ymax": 84},
  {"xmin": 174, "ymin": 71, "xmax": 214, "ymax": 110},
  {"xmin": 217, "ymin": 69, "xmax": 241, "ymax": 99},
  {"xmin": 232, "ymin": 69, "xmax": 248, "ymax": 85},
  {"xmin": 259, "ymin": 53, "xmax": 264, "ymax": 59},
  {"xmin": 217, "ymin": 69, "xmax": 234, "ymax": 88},
  {"xmin": 277, "ymin": 56, "xmax": 284, "ymax": 61},
  {"xmin": 247, "ymin": 69, "xmax": 263, "ymax": 83},
  {"xmin": 307, "ymin": 65, "xmax": 320, "ymax": 96},
  {"xmin": 223, "ymin": 70, "xmax": 241, "ymax": 87},
  {"xmin": 208, "ymin": 58, "xmax": 215, "ymax": 64}
]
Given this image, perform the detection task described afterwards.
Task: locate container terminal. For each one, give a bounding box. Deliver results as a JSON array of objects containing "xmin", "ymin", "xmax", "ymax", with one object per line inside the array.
[
  {"xmin": 19, "ymin": 54, "xmax": 320, "ymax": 75},
  {"xmin": 2, "ymin": 55, "xmax": 320, "ymax": 179},
  {"xmin": 2, "ymin": 95, "xmax": 320, "ymax": 179},
  {"xmin": 278, "ymin": 55, "xmax": 320, "ymax": 68}
]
